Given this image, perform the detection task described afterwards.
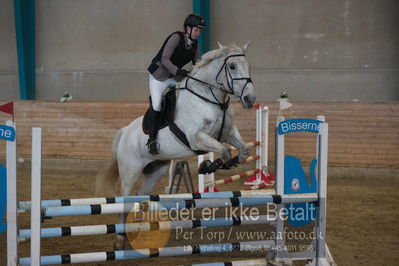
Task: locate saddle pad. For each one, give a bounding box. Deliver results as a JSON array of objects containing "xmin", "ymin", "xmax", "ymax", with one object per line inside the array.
[{"xmin": 142, "ymin": 89, "xmax": 176, "ymax": 135}]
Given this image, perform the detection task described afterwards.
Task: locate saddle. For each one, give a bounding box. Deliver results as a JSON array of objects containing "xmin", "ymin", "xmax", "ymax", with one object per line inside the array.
[
  {"xmin": 142, "ymin": 89, "xmax": 207, "ymax": 155},
  {"xmin": 142, "ymin": 89, "xmax": 176, "ymax": 134}
]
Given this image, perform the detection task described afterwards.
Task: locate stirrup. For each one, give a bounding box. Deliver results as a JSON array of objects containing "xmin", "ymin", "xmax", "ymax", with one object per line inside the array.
[{"xmin": 147, "ymin": 140, "xmax": 160, "ymax": 155}]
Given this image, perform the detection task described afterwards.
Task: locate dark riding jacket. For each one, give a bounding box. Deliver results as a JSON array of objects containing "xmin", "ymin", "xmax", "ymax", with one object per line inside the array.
[{"xmin": 148, "ymin": 31, "xmax": 200, "ymax": 82}]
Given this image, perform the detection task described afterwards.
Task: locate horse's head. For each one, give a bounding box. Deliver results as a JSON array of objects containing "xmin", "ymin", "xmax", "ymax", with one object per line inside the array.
[
  {"xmin": 191, "ymin": 42, "xmax": 256, "ymax": 109},
  {"xmin": 215, "ymin": 42, "xmax": 256, "ymax": 109}
]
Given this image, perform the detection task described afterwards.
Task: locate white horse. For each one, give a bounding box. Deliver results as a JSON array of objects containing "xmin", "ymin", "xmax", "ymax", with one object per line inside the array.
[{"xmin": 96, "ymin": 42, "xmax": 256, "ymax": 249}]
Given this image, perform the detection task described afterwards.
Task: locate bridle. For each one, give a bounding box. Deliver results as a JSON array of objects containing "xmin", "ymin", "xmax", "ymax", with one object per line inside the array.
[
  {"xmin": 181, "ymin": 53, "xmax": 253, "ymax": 109},
  {"xmin": 215, "ymin": 53, "xmax": 253, "ymax": 101},
  {"xmin": 178, "ymin": 53, "xmax": 253, "ymax": 141}
]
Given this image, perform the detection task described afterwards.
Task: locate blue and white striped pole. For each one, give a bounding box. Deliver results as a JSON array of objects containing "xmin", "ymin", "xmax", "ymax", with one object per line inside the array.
[
  {"xmin": 41, "ymin": 194, "xmax": 318, "ymax": 218},
  {"xmin": 19, "ymin": 214, "xmax": 276, "ymax": 239},
  {"xmin": 18, "ymin": 190, "xmax": 276, "ymax": 211},
  {"xmin": 190, "ymin": 258, "xmax": 268, "ymax": 266},
  {"xmin": 19, "ymin": 240, "xmax": 275, "ymax": 265}
]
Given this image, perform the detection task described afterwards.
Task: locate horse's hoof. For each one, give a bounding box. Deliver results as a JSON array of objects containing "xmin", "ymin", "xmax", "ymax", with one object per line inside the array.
[
  {"xmin": 221, "ymin": 156, "xmax": 239, "ymax": 169},
  {"xmin": 198, "ymin": 160, "xmax": 212, "ymax": 174},
  {"xmin": 113, "ymin": 240, "xmax": 125, "ymax": 250},
  {"xmin": 239, "ymin": 154, "xmax": 249, "ymax": 163},
  {"xmin": 241, "ymin": 146, "xmax": 251, "ymax": 158}
]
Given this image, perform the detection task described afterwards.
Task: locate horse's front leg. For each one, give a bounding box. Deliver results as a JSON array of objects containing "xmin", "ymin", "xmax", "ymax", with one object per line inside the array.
[
  {"xmin": 190, "ymin": 131, "xmax": 232, "ymax": 161},
  {"xmin": 226, "ymin": 125, "xmax": 250, "ymax": 163}
]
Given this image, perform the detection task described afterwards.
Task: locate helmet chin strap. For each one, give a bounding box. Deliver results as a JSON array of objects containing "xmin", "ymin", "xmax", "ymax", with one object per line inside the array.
[{"xmin": 187, "ymin": 27, "xmax": 195, "ymax": 42}]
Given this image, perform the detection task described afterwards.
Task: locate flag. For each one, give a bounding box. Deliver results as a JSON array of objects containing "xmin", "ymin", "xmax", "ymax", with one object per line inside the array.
[
  {"xmin": 0, "ymin": 102, "xmax": 14, "ymax": 116},
  {"xmin": 278, "ymin": 98, "xmax": 293, "ymax": 111}
]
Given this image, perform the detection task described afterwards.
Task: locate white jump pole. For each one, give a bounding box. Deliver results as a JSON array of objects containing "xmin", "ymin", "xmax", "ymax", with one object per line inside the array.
[
  {"xmin": 255, "ymin": 105, "xmax": 262, "ymax": 182},
  {"xmin": 260, "ymin": 106, "xmax": 269, "ymax": 182},
  {"xmin": 316, "ymin": 118, "xmax": 329, "ymax": 265},
  {"xmin": 6, "ymin": 120, "xmax": 17, "ymax": 266},
  {"xmin": 275, "ymin": 116, "xmax": 285, "ymax": 260},
  {"xmin": 275, "ymin": 116, "xmax": 285, "ymax": 195},
  {"xmin": 244, "ymin": 105, "xmax": 269, "ymax": 186},
  {"xmin": 30, "ymin": 128, "xmax": 42, "ymax": 266},
  {"xmin": 244, "ymin": 105, "xmax": 263, "ymax": 185}
]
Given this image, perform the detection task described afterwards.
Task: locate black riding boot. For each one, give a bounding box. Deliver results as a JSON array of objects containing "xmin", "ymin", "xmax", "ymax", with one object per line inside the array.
[{"xmin": 146, "ymin": 107, "xmax": 161, "ymax": 155}]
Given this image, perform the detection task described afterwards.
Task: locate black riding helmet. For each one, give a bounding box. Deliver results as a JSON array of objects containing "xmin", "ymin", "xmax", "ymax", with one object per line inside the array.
[{"xmin": 184, "ymin": 14, "xmax": 205, "ymax": 29}]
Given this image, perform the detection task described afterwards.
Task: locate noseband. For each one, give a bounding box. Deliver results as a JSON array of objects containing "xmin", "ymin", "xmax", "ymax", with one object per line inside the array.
[
  {"xmin": 184, "ymin": 53, "xmax": 253, "ymax": 106},
  {"xmin": 215, "ymin": 53, "xmax": 253, "ymax": 101}
]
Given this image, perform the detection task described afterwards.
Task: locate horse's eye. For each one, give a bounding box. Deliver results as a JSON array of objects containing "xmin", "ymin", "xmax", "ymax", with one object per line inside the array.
[{"xmin": 229, "ymin": 63, "xmax": 236, "ymax": 70}]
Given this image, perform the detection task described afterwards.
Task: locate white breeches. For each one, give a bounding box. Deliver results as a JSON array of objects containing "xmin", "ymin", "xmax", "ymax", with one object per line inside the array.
[{"xmin": 149, "ymin": 74, "xmax": 177, "ymax": 112}]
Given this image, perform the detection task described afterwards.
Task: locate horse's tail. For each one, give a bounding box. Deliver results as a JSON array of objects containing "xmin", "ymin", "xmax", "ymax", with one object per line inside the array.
[{"xmin": 95, "ymin": 129, "xmax": 123, "ymax": 196}]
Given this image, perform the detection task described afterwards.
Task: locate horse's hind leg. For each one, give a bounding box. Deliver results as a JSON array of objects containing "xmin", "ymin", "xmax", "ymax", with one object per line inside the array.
[
  {"xmin": 115, "ymin": 161, "xmax": 169, "ymax": 250},
  {"xmin": 115, "ymin": 162, "xmax": 144, "ymax": 250},
  {"xmin": 137, "ymin": 160, "xmax": 171, "ymax": 195},
  {"xmin": 115, "ymin": 160, "xmax": 169, "ymax": 250}
]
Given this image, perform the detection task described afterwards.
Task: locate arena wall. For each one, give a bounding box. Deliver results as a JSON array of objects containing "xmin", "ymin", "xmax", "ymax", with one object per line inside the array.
[
  {"xmin": 1, "ymin": 0, "xmax": 398, "ymax": 101},
  {"xmin": 0, "ymin": 101, "xmax": 397, "ymax": 178}
]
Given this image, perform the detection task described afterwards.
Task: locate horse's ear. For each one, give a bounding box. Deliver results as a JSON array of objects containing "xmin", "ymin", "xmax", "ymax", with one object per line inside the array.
[
  {"xmin": 218, "ymin": 41, "xmax": 228, "ymax": 55},
  {"xmin": 242, "ymin": 41, "xmax": 251, "ymax": 54}
]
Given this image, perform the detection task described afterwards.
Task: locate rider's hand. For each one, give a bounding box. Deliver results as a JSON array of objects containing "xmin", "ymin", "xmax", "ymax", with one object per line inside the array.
[{"xmin": 176, "ymin": 68, "xmax": 189, "ymax": 77}]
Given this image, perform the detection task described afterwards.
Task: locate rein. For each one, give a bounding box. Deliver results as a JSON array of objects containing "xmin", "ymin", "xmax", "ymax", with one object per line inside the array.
[
  {"xmin": 179, "ymin": 77, "xmax": 230, "ymax": 110},
  {"xmin": 177, "ymin": 53, "xmax": 252, "ymax": 141}
]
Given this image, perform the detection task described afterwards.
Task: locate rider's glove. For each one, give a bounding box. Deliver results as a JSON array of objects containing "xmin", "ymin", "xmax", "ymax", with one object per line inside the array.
[{"xmin": 176, "ymin": 68, "xmax": 189, "ymax": 77}]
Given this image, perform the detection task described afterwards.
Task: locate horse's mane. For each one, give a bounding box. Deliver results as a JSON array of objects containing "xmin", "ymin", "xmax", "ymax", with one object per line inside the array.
[{"xmin": 191, "ymin": 43, "xmax": 243, "ymax": 74}]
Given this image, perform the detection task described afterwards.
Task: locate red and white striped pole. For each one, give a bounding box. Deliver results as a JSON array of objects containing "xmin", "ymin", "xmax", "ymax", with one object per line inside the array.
[{"xmin": 205, "ymin": 169, "xmax": 260, "ymax": 187}]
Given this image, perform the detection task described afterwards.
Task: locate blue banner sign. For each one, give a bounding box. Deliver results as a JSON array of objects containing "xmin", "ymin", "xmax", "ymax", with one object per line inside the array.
[
  {"xmin": 277, "ymin": 119, "xmax": 323, "ymax": 135},
  {"xmin": 0, "ymin": 124, "xmax": 15, "ymax": 141},
  {"xmin": 284, "ymin": 155, "xmax": 317, "ymax": 227},
  {"xmin": 0, "ymin": 165, "xmax": 6, "ymax": 234}
]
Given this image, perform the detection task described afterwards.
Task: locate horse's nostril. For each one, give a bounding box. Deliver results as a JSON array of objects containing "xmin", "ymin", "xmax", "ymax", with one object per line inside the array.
[{"xmin": 243, "ymin": 96, "xmax": 249, "ymax": 102}]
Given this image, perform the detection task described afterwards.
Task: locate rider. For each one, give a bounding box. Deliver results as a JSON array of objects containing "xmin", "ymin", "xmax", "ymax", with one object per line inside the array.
[{"xmin": 146, "ymin": 13, "xmax": 205, "ymax": 155}]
